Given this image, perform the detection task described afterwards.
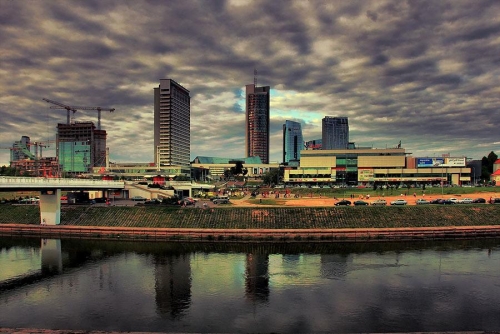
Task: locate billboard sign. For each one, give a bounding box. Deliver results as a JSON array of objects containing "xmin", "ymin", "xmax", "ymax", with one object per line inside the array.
[
  {"xmin": 417, "ymin": 158, "xmax": 445, "ymax": 168},
  {"xmin": 444, "ymin": 157, "xmax": 466, "ymax": 167}
]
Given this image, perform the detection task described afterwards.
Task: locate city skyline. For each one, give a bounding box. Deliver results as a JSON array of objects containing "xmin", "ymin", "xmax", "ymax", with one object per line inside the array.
[{"xmin": 1, "ymin": 1, "xmax": 500, "ymax": 166}]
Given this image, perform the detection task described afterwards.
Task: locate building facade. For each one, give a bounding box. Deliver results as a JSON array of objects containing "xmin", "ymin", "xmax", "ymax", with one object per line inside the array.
[
  {"xmin": 191, "ymin": 156, "xmax": 279, "ymax": 181},
  {"xmin": 154, "ymin": 79, "xmax": 191, "ymax": 167},
  {"xmin": 245, "ymin": 84, "xmax": 270, "ymax": 164},
  {"xmin": 322, "ymin": 116, "xmax": 349, "ymax": 150},
  {"xmin": 284, "ymin": 148, "xmax": 471, "ymax": 186},
  {"xmin": 56, "ymin": 122, "xmax": 106, "ymax": 174},
  {"xmin": 283, "ymin": 120, "xmax": 303, "ymax": 166}
]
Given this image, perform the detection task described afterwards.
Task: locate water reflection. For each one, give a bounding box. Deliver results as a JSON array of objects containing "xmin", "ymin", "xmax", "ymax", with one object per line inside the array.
[
  {"xmin": 41, "ymin": 239, "xmax": 62, "ymax": 275},
  {"xmin": 245, "ymin": 253, "xmax": 269, "ymax": 303},
  {"xmin": 154, "ymin": 254, "xmax": 191, "ymax": 318},
  {"xmin": 1, "ymin": 237, "xmax": 500, "ymax": 333}
]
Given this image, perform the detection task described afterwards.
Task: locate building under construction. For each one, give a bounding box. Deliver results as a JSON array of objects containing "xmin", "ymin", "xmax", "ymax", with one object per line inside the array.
[
  {"xmin": 57, "ymin": 122, "xmax": 107, "ymax": 174},
  {"xmin": 7, "ymin": 136, "xmax": 61, "ymax": 177}
]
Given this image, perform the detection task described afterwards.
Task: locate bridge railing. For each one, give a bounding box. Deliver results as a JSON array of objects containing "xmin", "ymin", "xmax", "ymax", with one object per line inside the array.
[{"xmin": 0, "ymin": 177, "xmax": 124, "ymax": 188}]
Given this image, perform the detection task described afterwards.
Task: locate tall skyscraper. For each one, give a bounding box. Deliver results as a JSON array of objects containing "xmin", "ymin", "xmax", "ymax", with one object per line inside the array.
[
  {"xmin": 283, "ymin": 120, "xmax": 303, "ymax": 165},
  {"xmin": 245, "ymin": 84, "xmax": 270, "ymax": 164},
  {"xmin": 322, "ymin": 116, "xmax": 349, "ymax": 150},
  {"xmin": 154, "ymin": 79, "xmax": 191, "ymax": 167}
]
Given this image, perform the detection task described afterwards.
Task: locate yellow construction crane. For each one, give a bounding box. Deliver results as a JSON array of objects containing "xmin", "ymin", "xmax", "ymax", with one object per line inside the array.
[{"xmin": 42, "ymin": 98, "xmax": 115, "ymax": 129}]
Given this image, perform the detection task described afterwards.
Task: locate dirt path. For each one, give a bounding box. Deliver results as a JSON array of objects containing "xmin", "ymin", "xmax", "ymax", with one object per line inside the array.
[{"xmin": 230, "ymin": 191, "xmax": 498, "ymax": 207}]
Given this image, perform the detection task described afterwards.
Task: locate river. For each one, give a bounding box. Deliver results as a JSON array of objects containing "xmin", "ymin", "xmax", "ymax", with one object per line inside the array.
[{"xmin": 1, "ymin": 237, "xmax": 500, "ymax": 333}]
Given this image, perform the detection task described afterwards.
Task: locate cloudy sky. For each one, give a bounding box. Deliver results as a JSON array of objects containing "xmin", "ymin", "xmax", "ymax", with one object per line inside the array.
[{"xmin": 2, "ymin": 0, "xmax": 500, "ymax": 166}]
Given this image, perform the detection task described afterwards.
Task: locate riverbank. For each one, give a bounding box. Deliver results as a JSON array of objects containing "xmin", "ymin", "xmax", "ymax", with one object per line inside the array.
[{"xmin": 2, "ymin": 204, "xmax": 500, "ymax": 242}]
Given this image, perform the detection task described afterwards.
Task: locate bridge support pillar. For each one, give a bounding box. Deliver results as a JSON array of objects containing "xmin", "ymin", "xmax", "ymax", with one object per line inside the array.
[{"xmin": 39, "ymin": 189, "xmax": 61, "ymax": 225}]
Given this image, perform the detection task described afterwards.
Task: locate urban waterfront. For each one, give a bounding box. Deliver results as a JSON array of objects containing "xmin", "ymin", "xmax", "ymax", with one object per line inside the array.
[{"xmin": 1, "ymin": 237, "xmax": 500, "ymax": 333}]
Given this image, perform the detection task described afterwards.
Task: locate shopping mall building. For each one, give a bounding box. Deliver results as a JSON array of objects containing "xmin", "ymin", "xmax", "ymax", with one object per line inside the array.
[{"xmin": 284, "ymin": 148, "xmax": 472, "ymax": 187}]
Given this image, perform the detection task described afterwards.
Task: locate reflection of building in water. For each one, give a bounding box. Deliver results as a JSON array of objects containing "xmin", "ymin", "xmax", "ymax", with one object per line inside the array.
[
  {"xmin": 154, "ymin": 254, "xmax": 191, "ymax": 318},
  {"xmin": 245, "ymin": 253, "xmax": 269, "ymax": 302},
  {"xmin": 320, "ymin": 254, "xmax": 353, "ymax": 279},
  {"xmin": 41, "ymin": 239, "xmax": 62, "ymax": 275}
]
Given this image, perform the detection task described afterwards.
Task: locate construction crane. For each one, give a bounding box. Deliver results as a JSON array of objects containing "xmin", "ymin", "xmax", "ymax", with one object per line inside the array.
[
  {"xmin": 42, "ymin": 98, "xmax": 77, "ymax": 125},
  {"xmin": 31, "ymin": 140, "xmax": 56, "ymax": 159},
  {"xmin": 42, "ymin": 98, "xmax": 115, "ymax": 130}
]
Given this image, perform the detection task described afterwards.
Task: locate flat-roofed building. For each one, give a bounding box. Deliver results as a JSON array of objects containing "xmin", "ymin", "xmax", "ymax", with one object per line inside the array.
[
  {"xmin": 284, "ymin": 148, "xmax": 472, "ymax": 186},
  {"xmin": 322, "ymin": 116, "xmax": 349, "ymax": 150},
  {"xmin": 191, "ymin": 156, "xmax": 279, "ymax": 181},
  {"xmin": 154, "ymin": 79, "xmax": 190, "ymax": 167}
]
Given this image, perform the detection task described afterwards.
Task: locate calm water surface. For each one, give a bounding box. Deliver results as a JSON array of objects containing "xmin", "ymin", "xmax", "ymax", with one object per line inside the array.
[{"xmin": 1, "ymin": 237, "xmax": 500, "ymax": 333}]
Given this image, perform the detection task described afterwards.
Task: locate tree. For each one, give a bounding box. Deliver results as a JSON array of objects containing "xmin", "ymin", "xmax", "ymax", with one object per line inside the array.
[
  {"xmin": 229, "ymin": 161, "xmax": 248, "ymax": 177},
  {"xmin": 481, "ymin": 151, "xmax": 498, "ymax": 181},
  {"xmin": 262, "ymin": 168, "xmax": 282, "ymax": 186}
]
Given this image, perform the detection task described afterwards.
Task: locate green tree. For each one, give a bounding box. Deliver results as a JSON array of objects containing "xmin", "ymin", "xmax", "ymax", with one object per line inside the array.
[
  {"xmin": 481, "ymin": 151, "xmax": 498, "ymax": 181},
  {"xmin": 262, "ymin": 168, "xmax": 281, "ymax": 186}
]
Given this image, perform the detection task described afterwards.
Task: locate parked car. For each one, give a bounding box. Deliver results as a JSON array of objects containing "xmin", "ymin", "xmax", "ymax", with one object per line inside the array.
[
  {"xmin": 212, "ymin": 196, "xmax": 230, "ymax": 204},
  {"xmin": 473, "ymin": 198, "xmax": 486, "ymax": 204},
  {"xmin": 131, "ymin": 196, "xmax": 147, "ymax": 201},
  {"xmin": 178, "ymin": 197, "xmax": 197, "ymax": 206},
  {"xmin": 448, "ymin": 198, "xmax": 459, "ymax": 204},
  {"xmin": 416, "ymin": 199, "xmax": 430, "ymax": 205},
  {"xmin": 354, "ymin": 200, "xmax": 369, "ymax": 206},
  {"xmin": 458, "ymin": 198, "xmax": 473, "ymax": 204},
  {"xmin": 334, "ymin": 200, "xmax": 351, "ymax": 206},
  {"xmin": 439, "ymin": 199, "xmax": 455, "ymax": 205},
  {"xmin": 144, "ymin": 199, "xmax": 162, "ymax": 205},
  {"xmin": 371, "ymin": 199, "xmax": 387, "ymax": 206},
  {"xmin": 430, "ymin": 198, "xmax": 443, "ymax": 204},
  {"xmin": 490, "ymin": 198, "xmax": 500, "ymax": 204},
  {"xmin": 390, "ymin": 199, "xmax": 407, "ymax": 206}
]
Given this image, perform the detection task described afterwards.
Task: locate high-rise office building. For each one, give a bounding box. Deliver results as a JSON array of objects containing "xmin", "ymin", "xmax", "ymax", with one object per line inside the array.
[
  {"xmin": 305, "ymin": 139, "xmax": 322, "ymax": 150},
  {"xmin": 283, "ymin": 120, "xmax": 303, "ymax": 165},
  {"xmin": 154, "ymin": 79, "xmax": 191, "ymax": 167},
  {"xmin": 322, "ymin": 116, "xmax": 349, "ymax": 150},
  {"xmin": 56, "ymin": 122, "xmax": 106, "ymax": 173},
  {"xmin": 245, "ymin": 84, "xmax": 270, "ymax": 164}
]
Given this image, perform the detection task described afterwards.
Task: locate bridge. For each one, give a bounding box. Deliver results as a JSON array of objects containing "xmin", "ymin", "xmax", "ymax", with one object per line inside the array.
[{"xmin": 0, "ymin": 177, "xmax": 124, "ymax": 225}]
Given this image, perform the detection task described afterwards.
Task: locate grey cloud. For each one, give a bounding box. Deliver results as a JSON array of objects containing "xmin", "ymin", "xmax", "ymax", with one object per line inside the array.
[{"xmin": 1, "ymin": 0, "xmax": 500, "ymax": 165}]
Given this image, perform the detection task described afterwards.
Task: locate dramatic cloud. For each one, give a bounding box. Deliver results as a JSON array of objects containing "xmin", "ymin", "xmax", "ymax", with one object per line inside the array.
[{"xmin": 1, "ymin": 0, "xmax": 500, "ymax": 165}]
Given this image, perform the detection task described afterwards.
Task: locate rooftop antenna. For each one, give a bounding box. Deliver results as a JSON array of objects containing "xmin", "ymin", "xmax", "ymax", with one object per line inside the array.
[{"xmin": 254, "ymin": 68, "xmax": 258, "ymax": 87}]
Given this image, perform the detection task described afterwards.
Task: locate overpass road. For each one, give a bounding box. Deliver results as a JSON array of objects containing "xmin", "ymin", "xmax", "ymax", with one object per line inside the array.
[{"xmin": 0, "ymin": 177, "xmax": 125, "ymax": 225}]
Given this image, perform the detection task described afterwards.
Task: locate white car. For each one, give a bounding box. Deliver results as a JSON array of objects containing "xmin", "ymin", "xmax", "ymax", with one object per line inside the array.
[
  {"xmin": 390, "ymin": 199, "xmax": 407, "ymax": 206},
  {"xmin": 371, "ymin": 199, "xmax": 387, "ymax": 206},
  {"xmin": 459, "ymin": 198, "xmax": 473, "ymax": 204},
  {"xmin": 448, "ymin": 198, "xmax": 459, "ymax": 203}
]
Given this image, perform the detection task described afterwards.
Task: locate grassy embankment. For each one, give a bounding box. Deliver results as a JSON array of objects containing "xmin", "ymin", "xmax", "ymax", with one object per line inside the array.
[{"xmin": 2, "ymin": 204, "xmax": 500, "ymax": 229}]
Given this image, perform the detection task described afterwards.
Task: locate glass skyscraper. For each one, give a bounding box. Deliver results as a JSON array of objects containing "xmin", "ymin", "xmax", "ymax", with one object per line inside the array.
[
  {"xmin": 322, "ymin": 116, "xmax": 349, "ymax": 150},
  {"xmin": 283, "ymin": 120, "xmax": 303, "ymax": 165}
]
